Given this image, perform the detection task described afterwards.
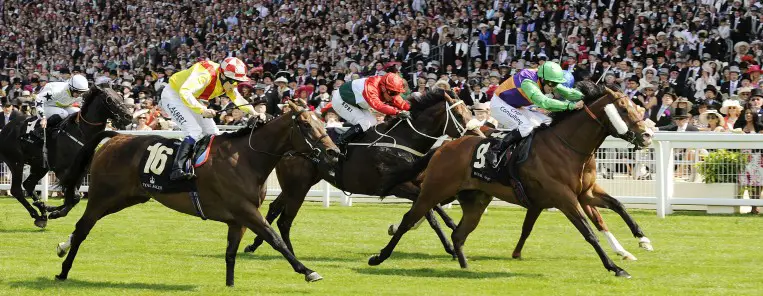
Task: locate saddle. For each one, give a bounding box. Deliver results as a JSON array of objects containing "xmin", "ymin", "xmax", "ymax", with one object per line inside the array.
[
  {"xmin": 471, "ymin": 130, "xmax": 536, "ymax": 207},
  {"xmin": 139, "ymin": 135, "xmax": 216, "ymax": 194}
]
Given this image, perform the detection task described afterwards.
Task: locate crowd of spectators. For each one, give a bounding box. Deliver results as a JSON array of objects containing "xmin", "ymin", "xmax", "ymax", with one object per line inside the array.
[{"xmin": 2, "ymin": 0, "xmax": 763, "ymax": 134}]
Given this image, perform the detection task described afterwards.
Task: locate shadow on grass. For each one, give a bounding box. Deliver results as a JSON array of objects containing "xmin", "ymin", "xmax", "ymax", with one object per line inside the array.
[
  {"xmin": 196, "ymin": 253, "xmax": 358, "ymax": 262},
  {"xmin": 0, "ymin": 228, "xmax": 47, "ymax": 234},
  {"xmin": 8, "ymin": 277, "xmax": 197, "ymax": 292},
  {"xmin": 358, "ymin": 251, "xmax": 508, "ymax": 261},
  {"xmin": 352, "ymin": 267, "xmax": 542, "ymax": 279}
]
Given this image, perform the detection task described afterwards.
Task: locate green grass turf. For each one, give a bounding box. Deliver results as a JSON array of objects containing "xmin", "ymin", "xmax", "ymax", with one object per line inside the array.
[{"xmin": 0, "ymin": 198, "xmax": 761, "ymax": 295}]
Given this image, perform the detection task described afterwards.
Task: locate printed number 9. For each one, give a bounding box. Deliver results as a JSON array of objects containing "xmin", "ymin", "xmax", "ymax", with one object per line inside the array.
[
  {"xmin": 144, "ymin": 143, "xmax": 174, "ymax": 175},
  {"xmin": 473, "ymin": 143, "xmax": 490, "ymax": 169}
]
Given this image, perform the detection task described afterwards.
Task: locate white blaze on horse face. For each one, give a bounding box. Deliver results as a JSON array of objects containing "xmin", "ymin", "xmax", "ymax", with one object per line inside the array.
[{"xmin": 604, "ymin": 103, "xmax": 628, "ymax": 135}]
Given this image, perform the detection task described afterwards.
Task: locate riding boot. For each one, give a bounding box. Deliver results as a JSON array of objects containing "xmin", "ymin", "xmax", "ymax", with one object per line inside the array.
[
  {"xmin": 486, "ymin": 129, "xmax": 523, "ymax": 168},
  {"xmin": 336, "ymin": 124, "xmax": 364, "ymax": 147},
  {"xmin": 47, "ymin": 114, "xmax": 64, "ymax": 133},
  {"xmin": 169, "ymin": 136, "xmax": 196, "ymax": 181}
]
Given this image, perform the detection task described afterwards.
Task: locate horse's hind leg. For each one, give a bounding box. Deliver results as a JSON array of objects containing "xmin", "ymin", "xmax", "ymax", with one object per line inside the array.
[
  {"xmin": 234, "ymin": 202, "xmax": 322, "ymax": 283},
  {"xmin": 451, "ymin": 190, "xmax": 492, "ymax": 268},
  {"xmin": 590, "ymin": 184, "xmax": 653, "ymax": 251},
  {"xmin": 511, "ymin": 206, "xmax": 543, "ymax": 259},
  {"xmin": 558, "ymin": 201, "xmax": 631, "ymax": 278},
  {"xmin": 582, "ymin": 205, "xmax": 637, "ymax": 260},
  {"xmin": 243, "ymin": 192, "xmax": 285, "ymax": 253},
  {"xmin": 7, "ymin": 162, "xmax": 45, "ymax": 228},
  {"xmin": 23, "ymin": 165, "xmax": 50, "ymax": 219},
  {"xmin": 388, "ymin": 182, "xmax": 456, "ymax": 257},
  {"xmin": 224, "ymin": 223, "xmax": 246, "ymax": 287},
  {"xmin": 56, "ymin": 192, "xmax": 149, "ymax": 280}
]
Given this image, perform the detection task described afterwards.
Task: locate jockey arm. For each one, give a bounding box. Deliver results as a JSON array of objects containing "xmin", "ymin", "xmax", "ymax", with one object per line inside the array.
[
  {"xmin": 178, "ymin": 71, "xmax": 213, "ymax": 114},
  {"xmin": 34, "ymin": 88, "xmax": 49, "ymax": 118},
  {"xmin": 226, "ymin": 88, "xmax": 257, "ymax": 115},
  {"xmin": 362, "ymin": 82, "xmax": 410, "ymax": 116},
  {"xmin": 555, "ymin": 84, "xmax": 584, "ymax": 101},
  {"xmin": 520, "ymin": 79, "xmax": 578, "ymax": 112}
]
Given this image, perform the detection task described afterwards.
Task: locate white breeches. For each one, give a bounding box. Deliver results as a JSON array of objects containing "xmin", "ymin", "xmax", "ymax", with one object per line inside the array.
[
  {"xmin": 331, "ymin": 90, "xmax": 377, "ymax": 131},
  {"xmin": 160, "ymin": 87, "xmax": 218, "ymax": 141},
  {"xmin": 489, "ymin": 97, "xmax": 551, "ymax": 137},
  {"xmin": 43, "ymin": 106, "xmax": 80, "ymax": 119}
]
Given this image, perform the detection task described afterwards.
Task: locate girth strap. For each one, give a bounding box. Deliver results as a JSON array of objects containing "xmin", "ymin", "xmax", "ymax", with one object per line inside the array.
[{"xmin": 189, "ymin": 185, "xmax": 207, "ymax": 220}]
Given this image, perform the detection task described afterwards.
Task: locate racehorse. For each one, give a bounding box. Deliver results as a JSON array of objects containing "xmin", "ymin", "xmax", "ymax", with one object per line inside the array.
[
  {"xmin": 0, "ymin": 86, "xmax": 132, "ymax": 228},
  {"xmin": 243, "ymin": 89, "xmax": 478, "ymax": 257},
  {"xmin": 372, "ymin": 81, "xmax": 652, "ymax": 278},
  {"xmin": 54, "ymin": 101, "xmax": 341, "ymax": 286}
]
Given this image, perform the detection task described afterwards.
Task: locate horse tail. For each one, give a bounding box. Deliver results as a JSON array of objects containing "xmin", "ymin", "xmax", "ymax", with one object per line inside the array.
[
  {"xmin": 379, "ymin": 148, "xmax": 438, "ymax": 196},
  {"xmin": 58, "ymin": 130, "xmax": 119, "ymax": 204}
]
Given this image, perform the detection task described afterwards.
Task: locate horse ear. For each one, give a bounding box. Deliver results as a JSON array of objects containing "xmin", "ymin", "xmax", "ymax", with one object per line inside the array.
[
  {"xmin": 443, "ymin": 90, "xmax": 456, "ymax": 103},
  {"xmin": 287, "ymin": 100, "xmax": 301, "ymax": 112}
]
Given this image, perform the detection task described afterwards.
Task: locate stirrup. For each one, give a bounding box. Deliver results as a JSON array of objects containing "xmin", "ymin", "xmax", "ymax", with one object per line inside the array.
[{"xmin": 169, "ymin": 169, "xmax": 195, "ymax": 181}]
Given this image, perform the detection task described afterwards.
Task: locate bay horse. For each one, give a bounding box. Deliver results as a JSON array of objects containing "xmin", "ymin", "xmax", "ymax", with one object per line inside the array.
[
  {"xmin": 0, "ymin": 86, "xmax": 132, "ymax": 228},
  {"xmin": 243, "ymin": 89, "xmax": 478, "ymax": 257},
  {"xmin": 373, "ymin": 82, "xmax": 652, "ymax": 278},
  {"xmin": 54, "ymin": 101, "xmax": 340, "ymax": 286}
]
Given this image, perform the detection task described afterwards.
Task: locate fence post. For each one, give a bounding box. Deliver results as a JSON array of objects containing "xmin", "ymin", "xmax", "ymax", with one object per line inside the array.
[
  {"xmin": 654, "ymin": 140, "xmax": 674, "ymax": 218},
  {"xmin": 340, "ymin": 190, "xmax": 352, "ymax": 207},
  {"xmin": 41, "ymin": 173, "xmax": 50, "ymax": 202},
  {"xmin": 322, "ymin": 181, "xmax": 331, "ymax": 208}
]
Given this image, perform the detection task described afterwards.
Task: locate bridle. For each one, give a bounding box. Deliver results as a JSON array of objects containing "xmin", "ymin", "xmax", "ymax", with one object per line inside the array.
[
  {"xmin": 247, "ymin": 108, "xmax": 331, "ymax": 161},
  {"xmin": 75, "ymin": 89, "xmax": 131, "ymax": 127}
]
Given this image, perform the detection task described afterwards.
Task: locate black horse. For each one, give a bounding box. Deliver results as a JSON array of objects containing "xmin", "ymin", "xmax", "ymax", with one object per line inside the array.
[
  {"xmin": 244, "ymin": 89, "xmax": 479, "ymax": 256},
  {"xmin": 0, "ymin": 86, "xmax": 132, "ymax": 228}
]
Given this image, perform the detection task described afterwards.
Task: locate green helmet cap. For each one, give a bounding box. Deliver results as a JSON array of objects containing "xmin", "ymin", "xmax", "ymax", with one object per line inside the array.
[{"xmin": 537, "ymin": 61, "xmax": 567, "ymax": 84}]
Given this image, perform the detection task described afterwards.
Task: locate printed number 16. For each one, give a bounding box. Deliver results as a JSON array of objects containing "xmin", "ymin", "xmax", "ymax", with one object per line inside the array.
[{"xmin": 144, "ymin": 143, "xmax": 174, "ymax": 175}]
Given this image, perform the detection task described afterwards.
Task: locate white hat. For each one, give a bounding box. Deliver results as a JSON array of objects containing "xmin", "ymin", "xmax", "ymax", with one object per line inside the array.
[
  {"xmin": 274, "ymin": 77, "xmax": 288, "ymax": 84},
  {"xmin": 699, "ymin": 110, "xmax": 725, "ymax": 126},
  {"xmin": 720, "ymin": 99, "xmax": 743, "ymax": 115},
  {"xmin": 21, "ymin": 90, "xmax": 31, "ymax": 96},
  {"xmin": 473, "ymin": 102, "xmax": 490, "ymax": 111}
]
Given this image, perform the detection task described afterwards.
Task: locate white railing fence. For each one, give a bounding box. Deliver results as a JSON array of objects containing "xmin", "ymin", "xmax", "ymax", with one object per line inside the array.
[{"xmin": 1, "ymin": 131, "xmax": 763, "ymax": 218}]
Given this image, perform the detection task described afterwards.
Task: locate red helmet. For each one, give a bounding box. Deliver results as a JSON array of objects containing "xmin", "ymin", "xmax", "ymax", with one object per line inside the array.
[{"xmin": 381, "ymin": 73, "xmax": 406, "ymax": 93}]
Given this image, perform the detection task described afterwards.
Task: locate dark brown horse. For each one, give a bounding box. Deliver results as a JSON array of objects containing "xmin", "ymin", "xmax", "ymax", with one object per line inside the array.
[
  {"xmin": 373, "ymin": 82, "xmax": 652, "ymax": 278},
  {"xmin": 54, "ymin": 101, "xmax": 340, "ymax": 286},
  {"xmin": 244, "ymin": 89, "xmax": 478, "ymax": 257},
  {"xmin": 0, "ymin": 86, "xmax": 132, "ymax": 228}
]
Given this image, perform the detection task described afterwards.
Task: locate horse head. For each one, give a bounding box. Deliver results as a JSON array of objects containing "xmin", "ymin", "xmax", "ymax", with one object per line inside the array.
[
  {"xmin": 286, "ymin": 100, "xmax": 341, "ymax": 165},
  {"xmin": 80, "ymin": 86, "xmax": 133, "ymax": 129},
  {"xmin": 578, "ymin": 81, "xmax": 653, "ymax": 149},
  {"xmin": 408, "ymin": 88, "xmax": 476, "ymax": 139}
]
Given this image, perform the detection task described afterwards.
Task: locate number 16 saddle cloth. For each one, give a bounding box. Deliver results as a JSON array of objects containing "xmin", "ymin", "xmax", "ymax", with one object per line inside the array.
[{"xmin": 139, "ymin": 135, "xmax": 215, "ymax": 194}]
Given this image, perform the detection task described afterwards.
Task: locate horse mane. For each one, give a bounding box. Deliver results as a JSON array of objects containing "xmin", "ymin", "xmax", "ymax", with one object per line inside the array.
[
  {"xmin": 61, "ymin": 86, "xmax": 107, "ymax": 126},
  {"xmin": 548, "ymin": 81, "xmax": 621, "ymax": 126},
  {"xmin": 408, "ymin": 88, "xmax": 454, "ymax": 118}
]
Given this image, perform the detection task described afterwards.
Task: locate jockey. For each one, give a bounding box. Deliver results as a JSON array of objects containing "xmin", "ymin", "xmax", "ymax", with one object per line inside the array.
[
  {"xmin": 331, "ymin": 72, "xmax": 411, "ymax": 146},
  {"xmin": 487, "ymin": 61, "xmax": 584, "ymax": 167},
  {"xmin": 35, "ymin": 74, "xmax": 90, "ymax": 131},
  {"xmin": 161, "ymin": 57, "xmax": 258, "ymax": 180}
]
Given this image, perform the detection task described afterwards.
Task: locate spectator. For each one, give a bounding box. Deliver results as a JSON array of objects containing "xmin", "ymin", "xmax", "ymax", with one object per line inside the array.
[
  {"xmin": 698, "ymin": 109, "xmax": 726, "ymax": 132},
  {"xmin": 659, "ymin": 108, "xmax": 698, "ymax": 132},
  {"xmin": 0, "ymin": 99, "xmax": 22, "ymax": 130},
  {"xmin": 720, "ymin": 99, "xmax": 744, "ymax": 130},
  {"xmin": 733, "ymin": 108, "xmax": 763, "ymax": 134},
  {"xmin": 650, "ymin": 91, "xmax": 676, "ymax": 127}
]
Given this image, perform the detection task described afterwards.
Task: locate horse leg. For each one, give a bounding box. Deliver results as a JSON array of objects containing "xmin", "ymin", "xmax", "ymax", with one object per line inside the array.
[
  {"xmin": 234, "ymin": 202, "xmax": 322, "ymax": 282},
  {"xmin": 368, "ymin": 192, "xmax": 442, "ymax": 266},
  {"xmin": 451, "ymin": 191, "xmax": 492, "ymax": 268},
  {"xmin": 7, "ymin": 162, "xmax": 45, "ymax": 228},
  {"xmin": 590, "ymin": 185, "xmax": 653, "ymax": 251},
  {"xmin": 559, "ymin": 203, "xmax": 631, "ymax": 278},
  {"xmin": 387, "ymin": 182, "xmax": 456, "ymax": 257},
  {"xmin": 56, "ymin": 192, "xmax": 148, "ymax": 280},
  {"xmin": 583, "ymin": 204, "xmax": 637, "ymax": 261},
  {"xmin": 275, "ymin": 191, "xmax": 309, "ymax": 256},
  {"xmin": 23, "ymin": 165, "xmax": 50, "ymax": 220},
  {"xmin": 224, "ymin": 223, "xmax": 246, "ymax": 287},
  {"xmin": 511, "ymin": 206, "xmax": 543, "ymax": 259},
  {"xmin": 433, "ymin": 204, "xmax": 457, "ymax": 230},
  {"xmin": 243, "ymin": 193, "xmax": 285, "ymax": 253}
]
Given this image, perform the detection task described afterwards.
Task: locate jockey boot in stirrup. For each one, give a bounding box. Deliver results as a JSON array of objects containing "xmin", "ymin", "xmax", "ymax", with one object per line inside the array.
[
  {"xmin": 336, "ymin": 124, "xmax": 364, "ymax": 147},
  {"xmin": 486, "ymin": 129, "xmax": 522, "ymax": 168},
  {"xmin": 170, "ymin": 136, "xmax": 196, "ymax": 181}
]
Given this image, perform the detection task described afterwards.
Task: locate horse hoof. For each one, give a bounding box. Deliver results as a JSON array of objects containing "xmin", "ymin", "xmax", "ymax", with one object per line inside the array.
[
  {"xmin": 512, "ymin": 252, "xmax": 522, "ymax": 259},
  {"xmin": 243, "ymin": 245, "xmax": 256, "ymax": 253},
  {"xmin": 305, "ymin": 272, "xmax": 323, "ymax": 282},
  {"xmin": 55, "ymin": 274, "xmax": 67, "ymax": 281},
  {"xmin": 34, "ymin": 218, "xmax": 47, "ymax": 229},
  {"xmin": 621, "ymin": 253, "xmax": 638, "ymax": 261},
  {"xmin": 56, "ymin": 243, "xmax": 68, "ymax": 258},
  {"xmin": 615, "ymin": 270, "xmax": 632, "ymax": 278},
  {"xmin": 387, "ymin": 224, "xmax": 397, "ymax": 236},
  {"xmin": 639, "ymin": 242, "xmax": 654, "ymax": 251},
  {"xmin": 368, "ymin": 255, "xmax": 383, "ymax": 266}
]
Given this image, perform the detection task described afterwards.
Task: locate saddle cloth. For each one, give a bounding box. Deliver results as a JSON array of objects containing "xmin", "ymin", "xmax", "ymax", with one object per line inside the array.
[
  {"xmin": 138, "ymin": 135, "xmax": 215, "ymax": 193},
  {"xmin": 470, "ymin": 130, "xmax": 533, "ymax": 186}
]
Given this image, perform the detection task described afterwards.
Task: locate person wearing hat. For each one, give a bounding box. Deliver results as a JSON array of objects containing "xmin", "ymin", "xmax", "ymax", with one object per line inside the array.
[
  {"xmin": 486, "ymin": 61, "xmax": 584, "ymax": 167},
  {"xmin": 33, "ymin": 73, "xmax": 90, "ymax": 133},
  {"xmin": 747, "ymin": 65, "xmax": 763, "ymax": 87},
  {"xmin": 319, "ymin": 103, "xmax": 343, "ymax": 128},
  {"xmin": 635, "ymin": 82, "xmax": 658, "ymax": 110},
  {"xmin": 650, "ymin": 91, "xmax": 677, "ymax": 127},
  {"xmin": 0, "ymin": 98, "xmax": 22, "ymax": 129},
  {"xmin": 250, "ymin": 97, "xmax": 274, "ymax": 122},
  {"xmin": 658, "ymin": 107, "xmax": 699, "ymax": 131},
  {"xmin": 671, "ymin": 97, "xmax": 694, "ymax": 114},
  {"xmin": 749, "ymin": 88, "xmax": 763, "ymax": 115},
  {"xmin": 721, "ymin": 66, "xmax": 741, "ymax": 97},
  {"xmin": 698, "ymin": 109, "xmax": 727, "ymax": 132},
  {"xmin": 720, "ymin": 99, "xmax": 744, "ymax": 130},
  {"xmin": 472, "ymin": 102, "xmax": 498, "ymax": 128}
]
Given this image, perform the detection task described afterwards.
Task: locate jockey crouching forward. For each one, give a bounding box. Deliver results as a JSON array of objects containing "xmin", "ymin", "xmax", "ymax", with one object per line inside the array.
[
  {"xmin": 161, "ymin": 57, "xmax": 260, "ymax": 180},
  {"xmin": 487, "ymin": 61, "xmax": 584, "ymax": 167},
  {"xmin": 35, "ymin": 74, "xmax": 90, "ymax": 131},
  {"xmin": 332, "ymin": 73, "xmax": 411, "ymax": 146}
]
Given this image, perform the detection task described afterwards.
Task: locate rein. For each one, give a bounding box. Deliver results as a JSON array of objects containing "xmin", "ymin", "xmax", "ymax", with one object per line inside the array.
[
  {"xmin": 76, "ymin": 111, "xmax": 105, "ymax": 126},
  {"xmin": 246, "ymin": 109, "xmax": 326, "ymax": 160}
]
